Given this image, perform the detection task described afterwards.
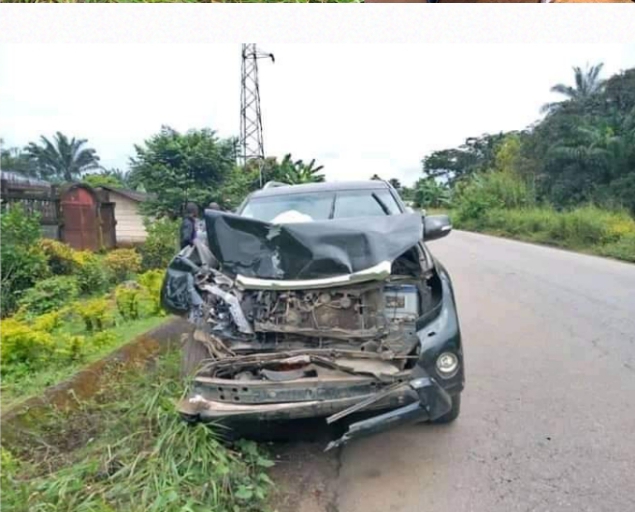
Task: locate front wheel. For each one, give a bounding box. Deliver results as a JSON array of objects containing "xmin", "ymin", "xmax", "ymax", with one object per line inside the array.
[{"xmin": 430, "ymin": 394, "xmax": 461, "ymax": 424}]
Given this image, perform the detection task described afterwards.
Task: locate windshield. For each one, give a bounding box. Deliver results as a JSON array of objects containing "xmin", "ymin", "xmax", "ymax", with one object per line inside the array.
[{"xmin": 241, "ymin": 189, "xmax": 402, "ymax": 223}]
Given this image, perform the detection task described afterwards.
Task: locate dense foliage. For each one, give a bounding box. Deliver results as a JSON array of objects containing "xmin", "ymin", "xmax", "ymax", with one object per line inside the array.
[
  {"xmin": 104, "ymin": 248, "xmax": 142, "ymax": 282},
  {"xmin": 139, "ymin": 217, "xmax": 179, "ymax": 271},
  {"xmin": 1, "ymin": 206, "xmax": 49, "ymax": 316},
  {"xmin": 17, "ymin": 276, "xmax": 79, "ymax": 317},
  {"xmin": 24, "ymin": 132, "xmax": 101, "ymax": 182},
  {"xmin": 422, "ymin": 65, "xmax": 635, "ymax": 216},
  {"xmin": 128, "ymin": 127, "xmax": 236, "ymax": 216}
]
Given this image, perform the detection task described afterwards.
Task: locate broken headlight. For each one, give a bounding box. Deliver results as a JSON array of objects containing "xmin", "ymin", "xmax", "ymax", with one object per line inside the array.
[{"xmin": 436, "ymin": 352, "xmax": 459, "ymax": 378}]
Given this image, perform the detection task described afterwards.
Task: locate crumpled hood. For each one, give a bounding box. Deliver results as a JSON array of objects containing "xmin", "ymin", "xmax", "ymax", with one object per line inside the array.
[{"xmin": 204, "ymin": 210, "xmax": 423, "ymax": 280}]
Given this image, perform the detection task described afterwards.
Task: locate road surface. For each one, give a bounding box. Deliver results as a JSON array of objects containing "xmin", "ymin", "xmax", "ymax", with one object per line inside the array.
[{"xmin": 270, "ymin": 230, "xmax": 635, "ymax": 512}]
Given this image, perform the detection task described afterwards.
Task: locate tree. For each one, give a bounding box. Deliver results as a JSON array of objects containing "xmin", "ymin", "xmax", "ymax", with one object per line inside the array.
[
  {"xmin": 83, "ymin": 173, "xmax": 124, "ymax": 189},
  {"xmin": 82, "ymin": 168, "xmax": 134, "ymax": 189},
  {"xmin": 388, "ymin": 178, "xmax": 402, "ymax": 191},
  {"xmin": 400, "ymin": 186, "xmax": 415, "ymax": 203},
  {"xmin": 128, "ymin": 127, "xmax": 235, "ymax": 216},
  {"xmin": 274, "ymin": 154, "xmax": 325, "ymax": 185},
  {"xmin": 0, "ymin": 145, "xmax": 39, "ymax": 177},
  {"xmin": 25, "ymin": 132, "xmax": 100, "ymax": 182},
  {"xmin": 370, "ymin": 174, "xmax": 382, "ymax": 181},
  {"xmin": 217, "ymin": 165, "xmax": 260, "ymax": 211},
  {"xmin": 541, "ymin": 63, "xmax": 605, "ymax": 114},
  {"xmin": 419, "ymin": 65, "xmax": 635, "ymax": 215},
  {"xmin": 422, "ymin": 133, "xmax": 507, "ymax": 185},
  {"xmin": 413, "ymin": 178, "xmax": 451, "ymax": 209},
  {"xmin": 217, "ymin": 154, "xmax": 326, "ymax": 211}
]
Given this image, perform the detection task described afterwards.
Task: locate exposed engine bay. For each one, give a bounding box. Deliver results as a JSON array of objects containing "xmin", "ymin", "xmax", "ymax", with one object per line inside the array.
[
  {"xmin": 163, "ymin": 210, "xmax": 459, "ymax": 449},
  {"xmin": 189, "ymin": 244, "xmax": 435, "ymax": 375}
]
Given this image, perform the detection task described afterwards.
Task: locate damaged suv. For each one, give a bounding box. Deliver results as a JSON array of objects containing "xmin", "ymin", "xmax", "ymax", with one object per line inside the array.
[{"xmin": 161, "ymin": 180, "xmax": 464, "ymax": 450}]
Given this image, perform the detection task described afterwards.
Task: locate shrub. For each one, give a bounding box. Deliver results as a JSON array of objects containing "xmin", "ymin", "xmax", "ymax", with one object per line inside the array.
[
  {"xmin": 17, "ymin": 276, "xmax": 79, "ymax": 317},
  {"xmin": 139, "ymin": 217, "xmax": 179, "ymax": 271},
  {"xmin": 39, "ymin": 239, "xmax": 77, "ymax": 275},
  {"xmin": 32, "ymin": 310, "xmax": 66, "ymax": 333},
  {"xmin": 115, "ymin": 284, "xmax": 142, "ymax": 320},
  {"xmin": 105, "ymin": 249, "xmax": 142, "ymax": 282},
  {"xmin": 75, "ymin": 298, "xmax": 111, "ymax": 332},
  {"xmin": 89, "ymin": 330, "xmax": 118, "ymax": 349},
  {"xmin": 137, "ymin": 269, "xmax": 165, "ymax": 315},
  {"xmin": 453, "ymin": 170, "xmax": 535, "ymax": 223},
  {"xmin": 0, "ymin": 205, "xmax": 49, "ymax": 316},
  {"xmin": 0, "ymin": 318, "xmax": 54, "ymax": 370},
  {"xmin": 597, "ymin": 233, "xmax": 635, "ymax": 262},
  {"xmin": 74, "ymin": 251, "xmax": 109, "ymax": 295},
  {"xmin": 55, "ymin": 334, "xmax": 87, "ymax": 362}
]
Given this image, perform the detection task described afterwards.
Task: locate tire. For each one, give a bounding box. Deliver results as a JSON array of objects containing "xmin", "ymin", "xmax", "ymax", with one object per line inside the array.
[
  {"xmin": 181, "ymin": 331, "xmax": 210, "ymax": 378},
  {"xmin": 430, "ymin": 394, "xmax": 461, "ymax": 424}
]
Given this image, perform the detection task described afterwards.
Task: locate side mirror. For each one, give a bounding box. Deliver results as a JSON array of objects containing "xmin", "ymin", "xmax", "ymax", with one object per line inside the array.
[{"xmin": 423, "ymin": 214, "xmax": 452, "ymax": 241}]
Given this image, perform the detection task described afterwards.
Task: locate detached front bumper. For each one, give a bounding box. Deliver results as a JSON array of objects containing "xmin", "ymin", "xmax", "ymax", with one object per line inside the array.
[{"xmin": 177, "ymin": 371, "xmax": 452, "ymax": 450}]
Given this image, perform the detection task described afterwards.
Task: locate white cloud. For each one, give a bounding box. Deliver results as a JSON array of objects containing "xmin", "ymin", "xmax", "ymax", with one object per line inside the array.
[{"xmin": 1, "ymin": 43, "xmax": 634, "ymax": 186}]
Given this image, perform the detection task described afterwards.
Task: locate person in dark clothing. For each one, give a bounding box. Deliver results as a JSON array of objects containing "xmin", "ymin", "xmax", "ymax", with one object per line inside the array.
[{"xmin": 180, "ymin": 202, "xmax": 199, "ymax": 249}]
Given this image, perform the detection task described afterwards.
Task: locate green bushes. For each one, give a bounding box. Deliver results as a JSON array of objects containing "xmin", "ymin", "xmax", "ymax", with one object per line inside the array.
[
  {"xmin": 453, "ymin": 170, "xmax": 535, "ymax": 223},
  {"xmin": 75, "ymin": 298, "xmax": 111, "ymax": 332},
  {"xmin": 450, "ymin": 167, "xmax": 635, "ymax": 262},
  {"xmin": 597, "ymin": 233, "xmax": 635, "ymax": 262},
  {"xmin": 139, "ymin": 217, "xmax": 179, "ymax": 271},
  {"xmin": 453, "ymin": 204, "xmax": 635, "ymax": 260},
  {"xmin": 115, "ymin": 284, "xmax": 142, "ymax": 320},
  {"xmin": 17, "ymin": 276, "xmax": 79, "ymax": 317},
  {"xmin": 0, "ymin": 318, "xmax": 55, "ymax": 368},
  {"xmin": 39, "ymin": 239, "xmax": 78, "ymax": 275},
  {"xmin": 74, "ymin": 251, "xmax": 109, "ymax": 294},
  {"xmin": 137, "ymin": 269, "xmax": 165, "ymax": 315},
  {"xmin": 104, "ymin": 248, "xmax": 142, "ymax": 282},
  {"xmin": 0, "ymin": 206, "xmax": 49, "ymax": 316}
]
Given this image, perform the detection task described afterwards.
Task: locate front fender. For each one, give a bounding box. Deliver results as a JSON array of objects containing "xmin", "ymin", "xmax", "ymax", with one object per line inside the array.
[{"xmin": 415, "ymin": 268, "xmax": 465, "ymax": 395}]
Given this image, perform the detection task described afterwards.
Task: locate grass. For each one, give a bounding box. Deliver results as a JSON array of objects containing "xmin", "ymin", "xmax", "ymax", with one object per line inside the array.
[
  {"xmin": 449, "ymin": 205, "xmax": 635, "ymax": 263},
  {"xmin": 1, "ymin": 350, "xmax": 274, "ymax": 512},
  {"xmin": 1, "ymin": 315, "xmax": 170, "ymax": 409}
]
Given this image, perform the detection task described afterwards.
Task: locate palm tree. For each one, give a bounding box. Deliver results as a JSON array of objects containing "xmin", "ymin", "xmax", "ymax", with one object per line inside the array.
[
  {"xmin": 278, "ymin": 154, "xmax": 325, "ymax": 184},
  {"xmin": 549, "ymin": 124, "xmax": 626, "ymax": 177},
  {"xmin": 25, "ymin": 132, "xmax": 100, "ymax": 182},
  {"xmin": 541, "ymin": 63, "xmax": 605, "ymax": 114}
]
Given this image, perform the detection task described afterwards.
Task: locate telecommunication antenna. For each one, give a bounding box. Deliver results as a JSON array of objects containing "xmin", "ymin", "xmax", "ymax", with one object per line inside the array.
[{"xmin": 240, "ymin": 44, "xmax": 275, "ymax": 187}]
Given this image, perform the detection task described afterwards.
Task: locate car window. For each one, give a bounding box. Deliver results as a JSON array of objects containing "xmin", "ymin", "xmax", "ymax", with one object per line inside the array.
[
  {"xmin": 241, "ymin": 188, "xmax": 402, "ymax": 223},
  {"xmin": 333, "ymin": 190, "xmax": 401, "ymax": 219},
  {"xmin": 241, "ymin": 193, "xmax": 334, "ymax": 222}
]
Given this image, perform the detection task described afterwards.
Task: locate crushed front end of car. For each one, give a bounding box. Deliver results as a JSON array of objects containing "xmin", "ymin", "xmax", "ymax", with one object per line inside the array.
[{"xmin": 161, "ymin": 210, "xmax": 464, "ymax": 450}]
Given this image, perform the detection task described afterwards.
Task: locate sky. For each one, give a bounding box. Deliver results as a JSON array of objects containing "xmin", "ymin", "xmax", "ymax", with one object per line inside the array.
[{"xmin": 1, "ymin": 43, "xmax": 634, "ymax": 187}]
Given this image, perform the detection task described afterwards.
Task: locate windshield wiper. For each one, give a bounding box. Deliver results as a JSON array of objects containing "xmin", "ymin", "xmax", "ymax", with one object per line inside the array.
[{"xmin": 371, "ymin": 193, "xmax": 391, "ymax": 215}]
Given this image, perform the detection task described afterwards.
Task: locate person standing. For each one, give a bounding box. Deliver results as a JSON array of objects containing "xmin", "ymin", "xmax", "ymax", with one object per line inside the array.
[{"xmin": 180, "ymin": 202, "xmax": 199, "ymax": 249}]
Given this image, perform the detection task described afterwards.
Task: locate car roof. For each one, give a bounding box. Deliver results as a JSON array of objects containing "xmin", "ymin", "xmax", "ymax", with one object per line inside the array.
[{"xmin": 250, "ymin": 180, "xmax": 392, "ymax": 198}]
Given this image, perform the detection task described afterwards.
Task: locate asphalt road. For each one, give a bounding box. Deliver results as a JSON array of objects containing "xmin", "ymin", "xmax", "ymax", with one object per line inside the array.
[{"xmin": 270, "ymin": 230, "xmax": 635, "ymax": 512}]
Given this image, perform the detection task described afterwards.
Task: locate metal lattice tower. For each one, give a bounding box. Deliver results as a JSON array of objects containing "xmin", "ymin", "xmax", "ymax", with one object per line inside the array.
[{"xmin": 240, "ymin": 44, "xmax": 274, "ymax": 187}]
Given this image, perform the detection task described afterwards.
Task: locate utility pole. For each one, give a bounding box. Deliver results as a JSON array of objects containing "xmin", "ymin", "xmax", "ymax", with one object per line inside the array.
[{"xmin": 240, "ymin": 44, "xmax": 274, "ymax": 188}]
